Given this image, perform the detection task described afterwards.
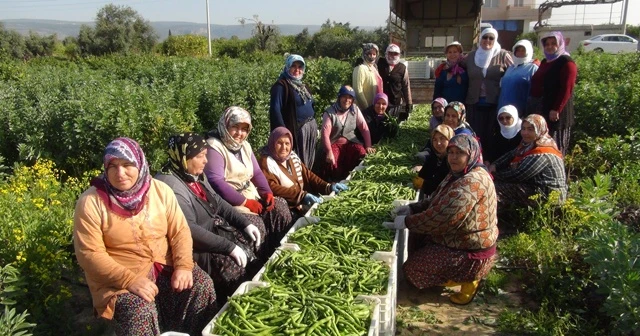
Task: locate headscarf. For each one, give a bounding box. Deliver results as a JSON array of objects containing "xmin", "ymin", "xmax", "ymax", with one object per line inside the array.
[
  {"xmin": 166, "ymin": 132, "xmax": 207, "ymax": 183},
  {"xmin": 444, "ymin": 41, "xmax": 465, "ymax": 76},
  {"xmin": 213, "ymin": 106, "xmax": 252, "ymax": 152},
  {"xmin": 541, "ymin": 31, "xmax": 569, "ymax": 62},
  {"xmin": 385, "ymin": 44, "xmax": 401, "ymax": 66},
  {"xmin": 362, "ymin": 43, "xmax": 379, "ymax": 64},
  {"xmin": 474, "ymin": 28, "xmax": 502, "ymax": 77},
  {"xmin": 374, "ymin": 92, "xmax": 389, "ymax": 105},
  {"xmin": 431, "ymin": 124, "xmax": 455, "ymax": 157},
  {"xmin": 334, "ymin": 85, "xmax": 357, "ymax": 113},
  {"xmin": 447, "ymin": 134, "xmax": 487, "ymax": 177},
  {"xmin": 100, "ymin": 137, "xmax": 151, "ymax": 212},
  {"xmin": 512, "ymin": 114, "xmax": 562, "ymax": 165},
  {"xmin": 279, "ymin": 54, "xmax": 313, "ymax": 104},
  {"xmin": 445, "ymin": 101, "xmax": 467, "ymax": 128},
  {"xmin": 497, "ymin": 105, "xmax": 522, "ymax": 140},
  {"xmin": 266, "ymin": 127, "xmax": 293, "ymax": 163},
  {"xmin": 512, "ymin": 39, "xmax": 533, "ymax": 66},
  {"xmin": 431, "ymin": 97, "xmax": 448, "ymax": 122}
]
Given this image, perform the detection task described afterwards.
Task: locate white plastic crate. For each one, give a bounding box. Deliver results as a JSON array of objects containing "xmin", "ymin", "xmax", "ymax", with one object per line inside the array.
[
  {"xmin": 202, "ymin": 281, "xmax": 380, "ymax": 336},
  {"xmin": 360, "ymin": 251, "xmax": 398, "ymax": 336}
]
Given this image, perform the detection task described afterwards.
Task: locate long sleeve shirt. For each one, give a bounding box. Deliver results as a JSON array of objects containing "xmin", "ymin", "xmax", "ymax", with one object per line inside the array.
[
  {"xmin": 352, "ymin": 64, "xmax": 381, "ymax": 110},
  {"xmin": 530, "ymin": 59, "xmax": 577, "ymax": 114},
  {"xmin": 498, "ymin": 62, "xmax": 538, "ymax": 116},
  {"xmin": 321, "ymin": 108, "xmax": 372, "ymax": 153}
]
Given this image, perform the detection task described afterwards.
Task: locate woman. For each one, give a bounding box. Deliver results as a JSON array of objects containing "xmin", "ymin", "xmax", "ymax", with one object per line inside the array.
[
  {"xmin": 156, "ymin": 133, "xmax": 264, "ymax": 302},
  {"xmin": 528, "ymin": 31, "xmax": 577, "ymax": 156},
  {"xmin": 204, "ymin": 106, "xmax": 293, "ymax": 253},
  {"xmin": 387, "ymin": 134, "xmax": 498, "ymax": 305},
  {"xmin": 490, "ymin": 114, "xmax": 568, "ymax": 207},
  {"xmin": 462, "ymin": 28, "xmax": 513, "ymax": 147},
  {"xmin": 497, "ymin": 40, "xmax": 538, "ymax": 118},
  {"xmin": 429, "ymin": 97, "xmax": 447, "ymax": 132},
  {"xmin": 73, "ymin": 137, "xmax": 216, "ymax": 335},
  {"xmin": 377, "ymin": 44, "xmax": 413, "ymax": 121},
  {"xmin": 484, "ymin": 105, "xmax": 522, "ymax": 164},
  {"xmin": 417, "ymin": 124, "xmax": 455, "ymax": 199},
  {"xmin": 321, "ymin": 85, "xmax": 376, "ymax": 181},
  {"xmin": 259, "ymin": 127, "xmax": 349, "ymax": 216},
  {"xmin": 352, "ymin": 43, "xmax": 383, "ymax": 111},
  {"xmin": 269, "ymin": 54, "xmax": 318, "ymax": 169},
  {"xmin": 433, "ymin": 41, "xmax": 468, "ymax": 104},
  {"xmin": 443, "ymin": 101, "xmax": 474, "ymax": 136},
  {"xmin": 360, "ymin": 93, "xmax": 400, "ymax": 144}
]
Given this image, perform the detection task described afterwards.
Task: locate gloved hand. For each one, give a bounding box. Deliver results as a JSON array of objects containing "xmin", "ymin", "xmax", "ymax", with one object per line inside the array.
[
  {"xmin": 243, "ymin": 224, "xmax": 261, "ymax": 248},
  {"xmin": 229, "ymin": 245, "xmax": 248, "ymax": 268},
  {"xmin": 303, "ymin": 193, "xmax": 323, "ymax": 205},
  {"xmin": 382, "ymin": 215, "xmax": 406, "ymax": 230},
  {"xmin": 331, "ymin": 183, "xmax": 349, "ymax": 193},
  {"xmin": 263, "ymin": 193, "xmax": 275, "ymax": 212},
  {"xmin": 244, "ymin": 199, "xmax": 263, "ymax": 214},
  {"xmin": 392, "ymin": 205, "xmax": 412, "ymax": 216}
]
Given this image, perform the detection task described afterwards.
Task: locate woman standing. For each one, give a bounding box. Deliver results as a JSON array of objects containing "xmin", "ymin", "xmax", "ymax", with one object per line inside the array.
[
  {"xmin": 269, "ymin": 54, "xmax": 318, "ymax": 169},
  {"xmin": 497, "ymin": 40, "xmax": 538, "ymax": 118},
  {"xmin": 528, "ymin": 31, "xmax": 577, "ymax": 156},
  {"xmin": 462, "ymin": 28, "xmax": 513, "ymax": 147},
  {"xmin": 74, "ymin": 137, "xmax": 216, "ymax": 335},
  {"xmin": 387, "ymin": 134, "xmax": 498, "ymax": 305},
  {"xmin": 352, "ymin": 43, "xmax": 383, "ymax": 111},
  {"xmin": 433, "ymin": 41, "xmax": 468, "ymax": 104},
  {"xmin": 377, "ymin": 44, "xmax": 413, "ymax": 121}
]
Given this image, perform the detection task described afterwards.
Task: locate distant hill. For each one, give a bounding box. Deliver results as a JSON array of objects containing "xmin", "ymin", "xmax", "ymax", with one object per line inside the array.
[{"xmin": 0, "ymin": 19, "xmax": 378, "ymax": 40}]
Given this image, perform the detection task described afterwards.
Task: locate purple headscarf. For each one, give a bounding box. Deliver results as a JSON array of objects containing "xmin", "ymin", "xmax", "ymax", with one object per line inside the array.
[
  {"xmin": 267, "ymin": 127, "xmax": 294, "ymax": 163},
  {"xmin": 541, "ymin": 31, "xmax": 570, "ymax": 62},
  {"xmin": 374, "ymin": 92, "xmax": 388, "ymax": 105}
]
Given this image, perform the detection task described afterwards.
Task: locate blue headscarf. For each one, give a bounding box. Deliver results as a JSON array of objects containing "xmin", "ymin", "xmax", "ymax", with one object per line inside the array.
[{"xmin": 279, "ymin": 54, "xmax": 312, "ymax": 104}]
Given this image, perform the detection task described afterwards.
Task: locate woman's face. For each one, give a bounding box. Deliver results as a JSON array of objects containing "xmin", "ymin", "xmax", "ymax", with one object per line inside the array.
[
  {"xmin": 444, "ymin": 108, "xmax": 459, "ymax": 128},
  {"xmin": 446, "ymin": 47, "xmax": 461, "ymax": 62},
  {"xmin": 447, "ymin": 146, "xmax": 469, "ymax": 173},
  {"xmin": 498, "ymin": 112, "xmax": 514, "ymax": 126},
  {"xmin": 106, "ymin": 158, "xmax": 139, "ymax": 191},
  {"xmin": 186, "ymin": 149, "xmax": 208, "ymax": 175},
  {"xmin": 514, "ymin": 46, "xmax": 527, "ymax": 58},
  {"xmin": 481, "ymin": 33, "xmax": 495, "ymax": 50},
  {"xmin": 365, "ymin": 49, "xmax": 377, "ymax": 60},
  {"xmin": 339, "ymin": 95, "xmax": 354, "ymax": 111},
  {"xmin": 275, "ymin": 135, "xmax": 292, "ymax": 160},
  {"xmin": 374, "ymin": 98, "xmax": 388, "ymax": 115},
  {"xmin": 520, "ymin": 121, "xmax": 537, "ymax": 144},
  {"xmin": 288, "ymin": 61, "xmax": 304, "ymax": 78},
  {"xmin": 432, "ymin": 102, "xmax": 445, "ymax": 118},
  {"xmin": 228, "ymin": 122, "xmax": 250, "ymax": 143},
  {"xmin": 432, "ymin": 132, "xmax": 449, "ymax": 155},
  {"xmin": 543, "ymin": 37, "xmax": 559, "ymax": 55}
]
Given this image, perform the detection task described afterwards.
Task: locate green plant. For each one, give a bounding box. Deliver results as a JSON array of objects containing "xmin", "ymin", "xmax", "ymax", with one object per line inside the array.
[
  {"xmin": 0, "ymin": 264, "xmax": 35, "ymax": 336},
  {"xmin": 497, "ymin": 301, "xmax": 582, "ymax": 336}
]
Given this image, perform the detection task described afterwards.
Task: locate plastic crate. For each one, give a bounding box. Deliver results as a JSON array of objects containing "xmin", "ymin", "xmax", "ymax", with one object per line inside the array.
[
  {"xmin": 201, "ymin": 281, "xmax": 380, "ymax": 336},
  {"xmin": 360, "ymin": 251, "xmax": 398, "ymax": 336}
]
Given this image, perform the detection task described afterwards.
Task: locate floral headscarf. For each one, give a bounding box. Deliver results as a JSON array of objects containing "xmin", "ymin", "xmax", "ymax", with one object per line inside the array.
[
  {"xmin": 447, "ymin": 134, "xmax": 486, "ymax": 177},
  {"xmin": 362, "ymin": 43, "xmax": 379, "ymax": 64},
  {"xmin": 279, "ymin": 54, "xmax": 313, "ymax": 104},
  {"xmin": 267, "ymin": 127, "xmax": 293, "ymax": 163},
  {"xmin": 215, "ymin": 106, "xmax": 252, "ymax": 152},
  {"xmin": 541, "ymin": 31, "xmax": 570, "ymax": 62},
  {"xmin": 445, "ymin": 101, "xmax": 467, "ymax": 128},
  {"xmin": 497, "ymin": 105, "xmax": 522, "ymax": 140},
  {"xmin": 444, "ymin": 41, "xmax": 465, "ymax": 76},
  {"xmin": 512, "ymin": 39, "xmax": 534, "ymax": 66},
  {"xmin": 166, "ymin": 133, "xmax": 207, "ymax": 182},
  {"xmin": 516, "ymin": 114, "xmax": 559, "ymax": 154},
  {"xmin": 474, "ymin": 28, "xmax": 502, "ymax": 77},
  {"xmin": 431, "ymin": 124, "xmax": 455, "ymax": 157}
]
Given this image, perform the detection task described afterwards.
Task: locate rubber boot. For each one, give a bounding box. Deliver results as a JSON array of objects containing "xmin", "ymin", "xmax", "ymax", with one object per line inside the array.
[
  {"xmin": 450, "ymin": 280, "xmax": 481, "ymax": 305},
  {"xmin": 440, "ymin": 280, "xmax": 462, "ymax": 287}
]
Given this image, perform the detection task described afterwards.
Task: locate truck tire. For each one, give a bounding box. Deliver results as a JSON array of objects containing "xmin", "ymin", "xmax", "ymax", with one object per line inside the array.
[{"xmin": 594, "ymin": 48, "xmax": 604, "ymax": 53}]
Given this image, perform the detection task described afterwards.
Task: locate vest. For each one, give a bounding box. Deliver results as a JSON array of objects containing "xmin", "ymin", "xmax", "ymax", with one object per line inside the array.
[
  {"xmin": 378, "ymin": 59, "xmax": 407, "ymax": 106},
  {"xmin": 325, "ymin": 105, "xmax": 362, "ymax": 145}
]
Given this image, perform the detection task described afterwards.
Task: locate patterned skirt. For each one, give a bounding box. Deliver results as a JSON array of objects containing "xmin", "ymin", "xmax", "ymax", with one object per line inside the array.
[
  {"xmin": 403, "ymin": 243, "xmax": 496, "ymax": 289},
  {"xmin": 242, "ymin": 196, "xmax": 293, "ymax": 260}
]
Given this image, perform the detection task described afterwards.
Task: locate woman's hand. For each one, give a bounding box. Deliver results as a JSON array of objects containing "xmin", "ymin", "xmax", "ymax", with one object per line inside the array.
[
  {"xmin": 382, "ymin": 215, "xmax": 406, "ymax": 230},
  {"xmin": 171, "ymin": 269, "xmax": 193, "ymax": 292},
  {"xmin": 326, "ymin": 153, "xmax": 336, "ymax": 166},
  {"xmin": 263, "ymin": 193, "xmax": 275, "ymax": 212},
  {"xmin": 392, "ymin": 205, "xmax": 412, "ymax": 217},
  {"xmin": 549, "ymin": 110, "xmax": 559, "ymax": 122},
  {"xmin": 303, "ymin": 193, "xmax": 323, "ymax": 205},
  {"xmin": 127, "ymin": 276, "xmax": 159, "ymax": 302},
  {"xmin": 243, "ymin": 224, "xmax": 261, "ymax": 248},
  {"xmin": 331, "ymin": 183, "xmax": 349, "ymax": 193},
  {"xmin": 229, "ymin": 245, "xmax": 248, "ymax": 268},
  {"xmin": 244, "ymin": 199, "xmax": 263, "ymax": 214},
  {"xmin": 366, "ymin": 147, "xmax": 377, "ymax": 154}
]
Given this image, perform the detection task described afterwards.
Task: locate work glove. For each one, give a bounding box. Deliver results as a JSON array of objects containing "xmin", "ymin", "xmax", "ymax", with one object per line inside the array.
[
  {"xmin": 244, "ymin": 199, "xmax": 263, "ymax": 214},
  {"xmin": 263, "ymin": 193, "xmax": 275, "ymax": 212},
  {"xmin": 331, "ymin": 183, "xmax": 349, "ymax": 194},
  {"xmin": 392, "ymin": 205, "xmax": 412, "ymax": 217},
  {"xmin": 229, "ymin": 245, "xmax": 248, "ymax": 268},
  {"xmin": 243, "ymin": 224, "xmax": 261, "ymax": 248},
  {"xmin": 382, "ymin": 215, "xmax": 406, "ymax": 230},
  {"xmin": 303, "ymin": 193, "xmax": 323, "ymax": 205}
]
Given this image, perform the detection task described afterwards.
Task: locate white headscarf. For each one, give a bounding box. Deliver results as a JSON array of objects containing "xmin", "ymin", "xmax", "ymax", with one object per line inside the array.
[
  {"xmin": 474, "ymin": 28, "xmax": 502, "ymax": 77},
  {"xmin": 512, "ymin": 39, "xmax": 533, "ymax": 66},
  {"xmin": 497, "ymin": 105, "xmax": 522, "ymax": 140}
]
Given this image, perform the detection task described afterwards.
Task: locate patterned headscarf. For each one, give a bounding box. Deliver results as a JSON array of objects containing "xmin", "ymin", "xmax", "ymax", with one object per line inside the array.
[
  {"xmin": 267, "ymin": 127, "xmax": 293, "ymax": 163},
  {"xmin": 541, "ymin": 31, "xmax": 569, "ymax": 62},
  {"xmin": 216, "ymin": 106, "xmax": 252, "ymax": 152},
  {"xmin": 101, "ymin": 137, "xmax": 151, "ymax": 211},
  {"xmin": 362, "ymin": 43, "xmax": 379, "ymax": 64},
  {"xmin": 385, "ymin": 44, "xmax": 401, "ymax": 66},
  {"xmin": 447, "ymin": 134, "xmax": 487, "ymax": 177},
  {"xmin": 445, "ymin": 101, "xmax": 467, "ymax": 128},
  {"xmin": 432, "ymin": 98, "xmax": 448, "ymax": 111},
  {"xmin": 279, "ymin": 54, "xmax": 313, "ymax": 104},
  {"xmin": 512, "ymin": 39, "xmax": 534, "ymax": 66},
  {"xmin": 515, "ymin": 114, "xmax": 559, "ymax": 157},
  {"xmin": 431, "ymin": 124, "xmax": 455, "ymax": 157},
  {"xmin": 166, "ymin": 133, "xmax": 207, "ymax": 182},
  {"xmin": 497, "ymin": 105, "xmax": 522, "ymax": 140},
  {"xmin": 444, "ymin": 42, "xmax": 465, "ymax": 76},
  {"xmin": 474, "ymin": 28, "xmax": 502, "ymax": 77}
]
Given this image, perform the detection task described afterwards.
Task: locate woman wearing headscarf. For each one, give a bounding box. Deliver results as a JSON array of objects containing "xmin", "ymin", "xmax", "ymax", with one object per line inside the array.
[
  {"xmin": 155, "ymin": 133, "xmax": 264, "ymax": 302},
  {"xmin": 321, "ymin": 85, "xmax": 376, "ymax": 181},
  {"xmin": 462, "ymin": 28, "xmax": 513, "ymax": 148},
  {"xmin": 360, "ymin": 92, "xmax": 400, "ymax": 145},
  {"xmin": 377, "ymin": 44, "xmax": 413, "ymax": 121},
  {"xmin": 269, "ymin": 54, "xmax": 318, "ymax": 169},
  {"xmin": 415, "ymin": 97, "xmax": 449, "ymax": 163},
  {"xmin": 259, "ymin": 127, "xmax": 349, "ymax": 216},
  {"xmin": 497, "ymin": 40, "xmax": 538, "ymax": 117},
  {"xmin": 416, "ymin": 124, "xmax": 455, "ymax": 199},
  {"xmin": 352, "ymin": 43, "xmax": 383, "ymax": 111},
  {"xmin": 527, "ymin": 31, "xmax": 577, "ymax": 156},
  {"xmin": 73, "ymin": 137, "xmax": 216, "ymax": 335},
  {"xmin": 387, "ymin": 134, "xmax": 498, "ymax": 305},
  {"xmin": 484, "ymin": 105, "xmax": 523, "ymax": 164},
  {"xmin": 490, "ymin": 114, "xmax": 568, "ymax": 207},
  {"xmin": 433, "ymin": 41, "xmax": 468, "ymax": 104},
  {"xmin": 443, "ymin": 101, "xmax": 474, "ymax": 136},
  {"xmin": 204, "ymin": 106, "xmax": 293, "ymax": 254}
]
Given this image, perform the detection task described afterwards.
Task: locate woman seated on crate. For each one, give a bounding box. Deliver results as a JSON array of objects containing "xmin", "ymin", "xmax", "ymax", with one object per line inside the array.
[
  {"xmin": 489, "ymin": 114, "xmax": 568, "ymax": 208},
  {"xmin": 155, "ymin": 133, "xmax": 264, "ymax": 302},
  {"xmin": 414, "ymin": 124, "xmax": 455, "ymax": 200},
  {"xmin": 73, "ymin": 137, "xmax": 216, "ymax": 335},
  {"xmin": 319, "ymin": 85, "xmax": 376, "ymax": 181},
  {"xmin": 360, "ymin": 92, "xmax": 400, "ymax": 145},
  {"xmin": 385, "ymin": 134, "xmax": 498, "ymax": 305},
  {"xmin": 259, "ymin": 127, "xmax": 349, "ymax": 217},
  {"xmin": 204, "ymin": 106, "xmax": 292, "ymax": 255}
]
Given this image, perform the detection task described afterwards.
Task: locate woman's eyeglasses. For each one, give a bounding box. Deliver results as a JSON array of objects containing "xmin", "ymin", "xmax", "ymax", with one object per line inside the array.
[{"xmin": 482, "ymin": 36, "xmax": 495, "ymax": 41}]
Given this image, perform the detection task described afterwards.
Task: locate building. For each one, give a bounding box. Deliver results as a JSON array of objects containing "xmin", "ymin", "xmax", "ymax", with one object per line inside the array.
[{"xmin": 481, "ymin": 0, "xmax": 550, "ymax": 49}]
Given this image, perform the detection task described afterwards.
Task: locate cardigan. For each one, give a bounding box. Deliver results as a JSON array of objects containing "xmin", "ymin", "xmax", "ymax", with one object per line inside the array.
[{"xmin": 463, "ymin": 49, "xmax": 513, "ymax": 105}]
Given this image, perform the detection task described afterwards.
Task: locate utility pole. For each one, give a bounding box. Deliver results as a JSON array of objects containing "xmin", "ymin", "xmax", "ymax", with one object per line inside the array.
[
  {"xmin": 206, "ymin": 0, "xmax": 212, "ymax": 56},
  {"xmin": 621, "ymin": 0, "xmax": 629, "ymax": 34}
]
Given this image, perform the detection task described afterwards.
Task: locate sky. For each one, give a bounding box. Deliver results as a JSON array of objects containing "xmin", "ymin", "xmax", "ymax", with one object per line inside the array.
[{"xmin": 0, "ymin": 0, "xmax": 638, "ymax": 28}]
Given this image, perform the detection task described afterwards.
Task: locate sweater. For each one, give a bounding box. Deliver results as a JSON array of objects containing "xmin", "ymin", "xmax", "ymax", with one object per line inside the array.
[{"xmin": 463, "ymin": 49, "xmax": 513, "ymax": 105}]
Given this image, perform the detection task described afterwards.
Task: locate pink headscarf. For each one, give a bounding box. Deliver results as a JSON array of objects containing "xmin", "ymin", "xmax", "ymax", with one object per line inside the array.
[
  {"xmin": 267, "ymin": 127, "xmax": 293, "ymax": 163},
  {"xmin": 541, "ymin": 31, "xmax": 570, "ymax": 62}
]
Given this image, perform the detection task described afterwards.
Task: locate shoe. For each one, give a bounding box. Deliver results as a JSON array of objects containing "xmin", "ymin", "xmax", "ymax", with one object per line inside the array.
[
  {"xmin": 440, "ymin": 280, "xmax": 462, "ymax": 287},
  {"xmin": 449, "ymin": 280, "xmax": 482, "ymax": 305}
]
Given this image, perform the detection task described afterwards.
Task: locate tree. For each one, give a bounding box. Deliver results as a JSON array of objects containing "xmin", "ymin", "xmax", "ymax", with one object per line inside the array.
[
  {"xmin": 24, "ymin": 31, "xmax": 57, "ymax": 58},
  {"xmin": 239, "ymin": 15, "xmax": 280, "ymax": 52},
  {"xmin": 0, "ymin": 23, "xmax": 26, "ymax": 60}
]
